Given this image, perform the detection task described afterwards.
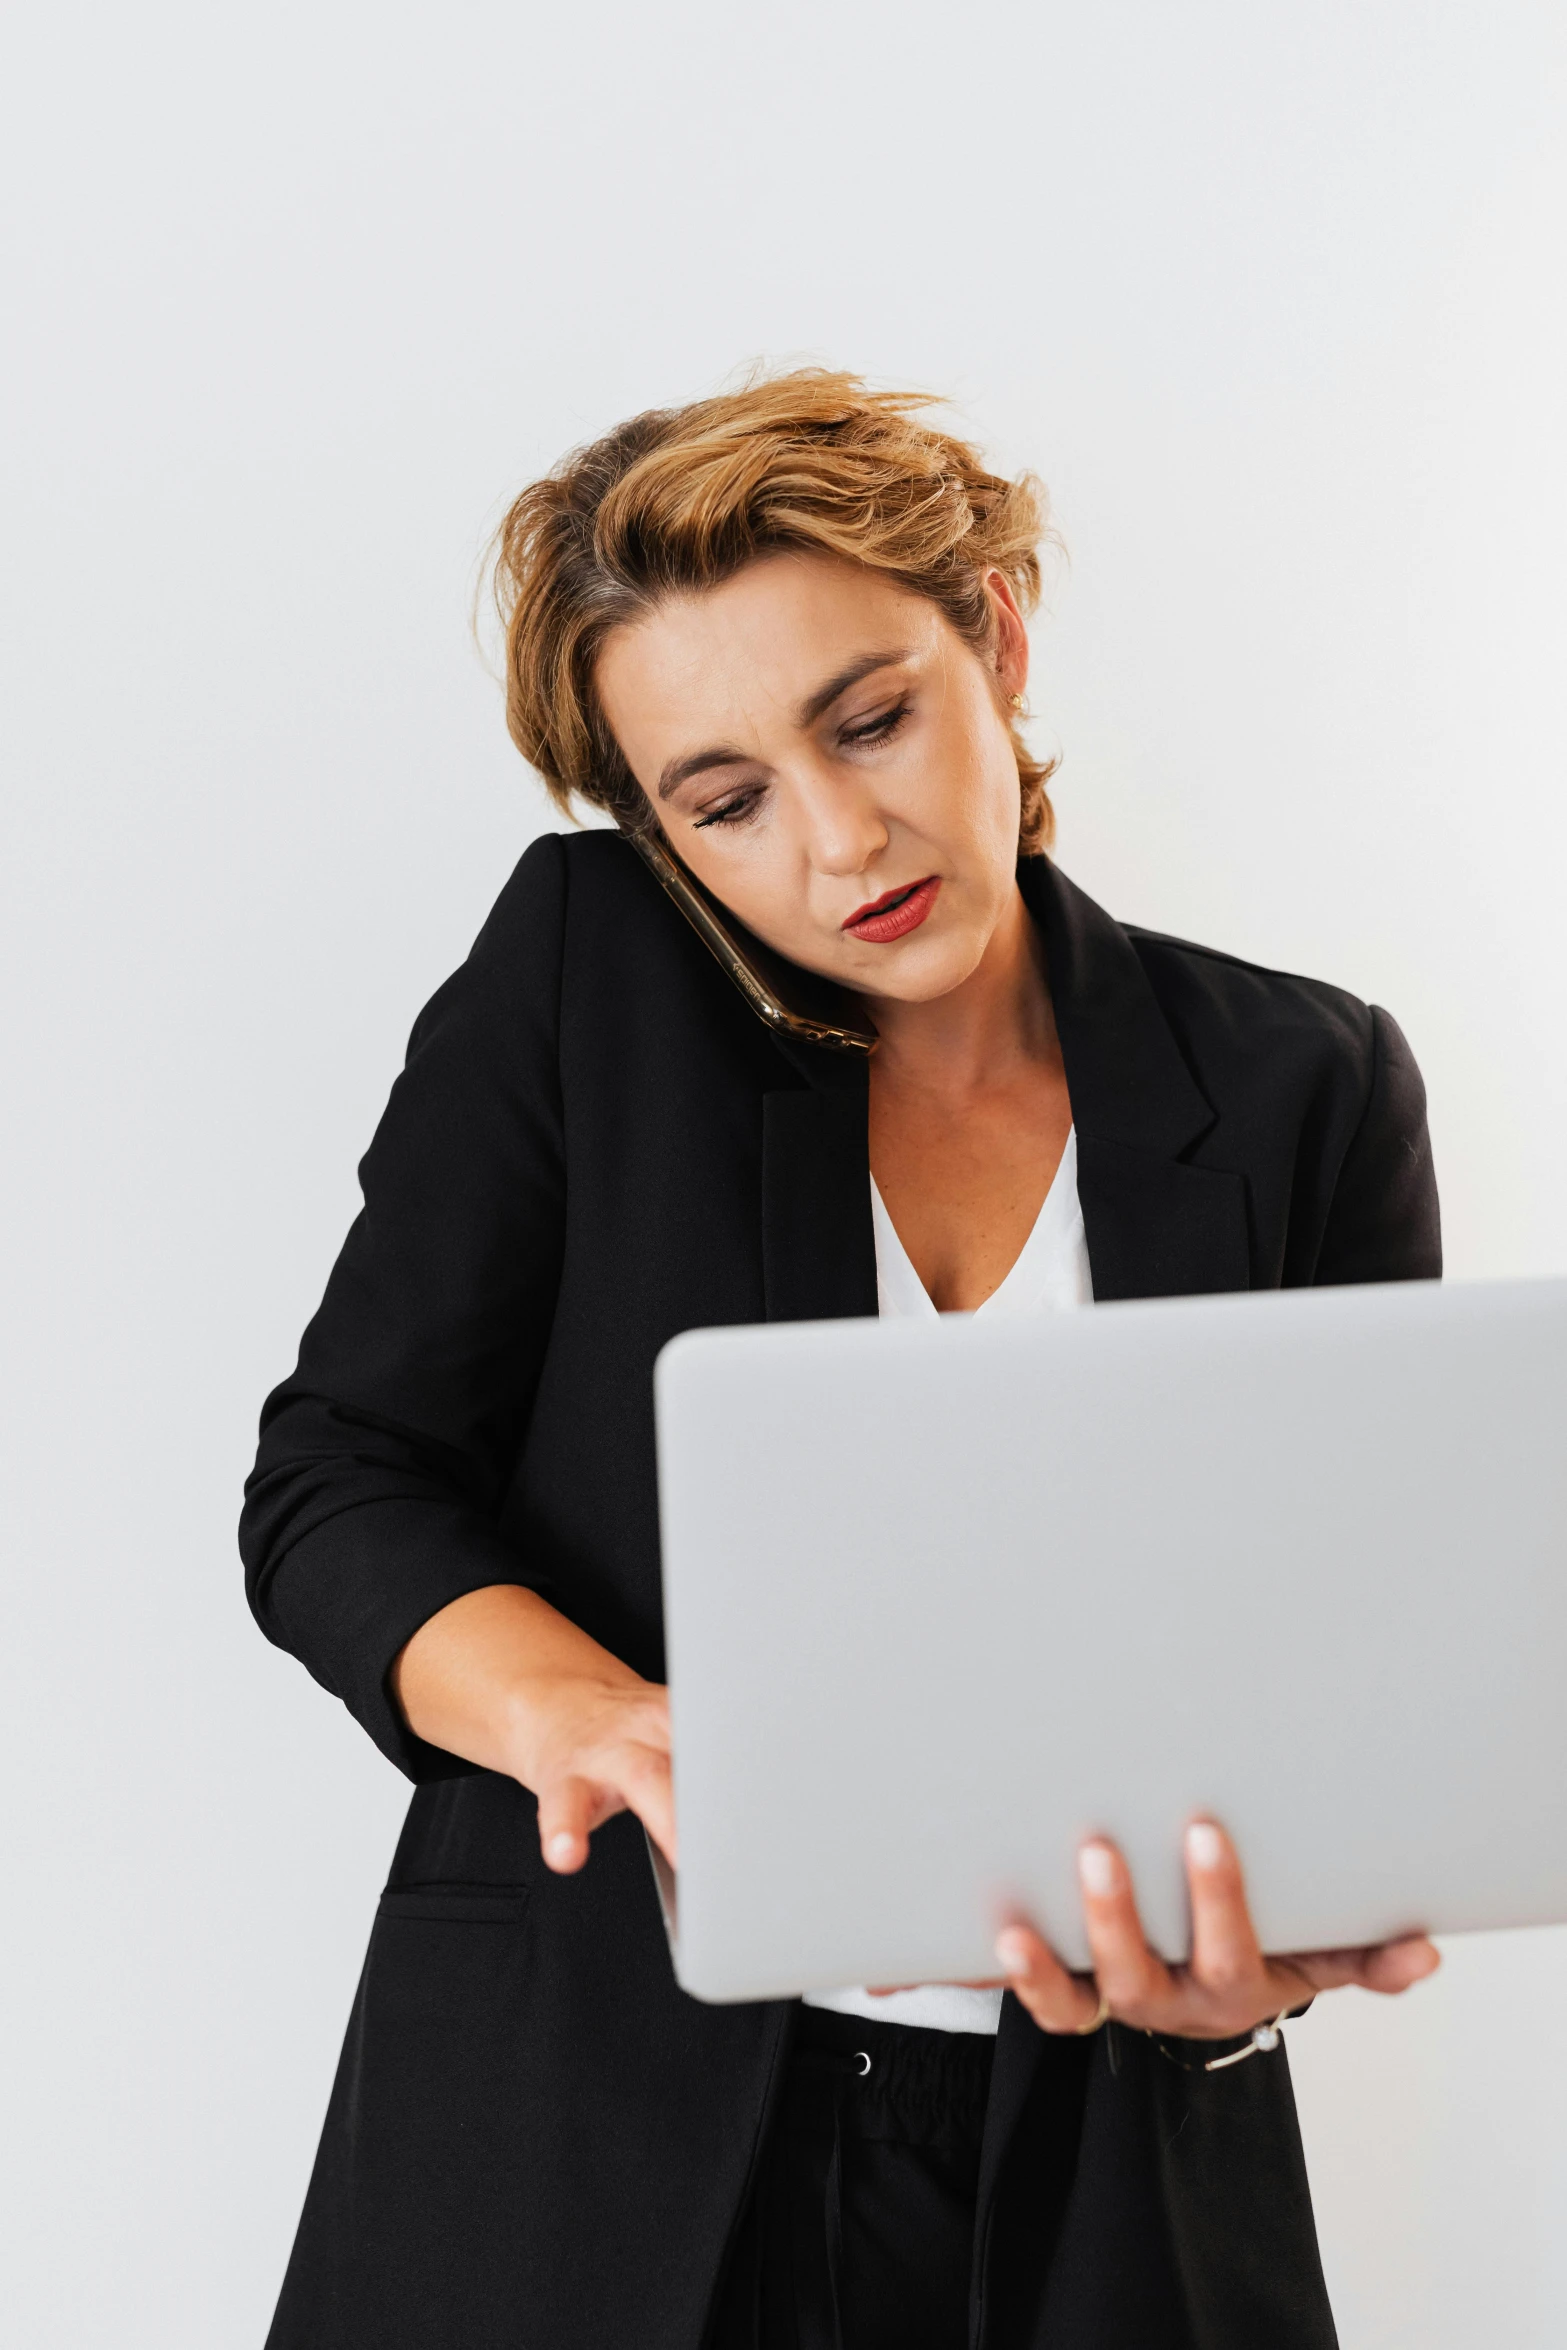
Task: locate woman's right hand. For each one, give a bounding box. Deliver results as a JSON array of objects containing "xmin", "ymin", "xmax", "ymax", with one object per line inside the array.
[
  {"xmin": 391, "ymin": 1583, "xmax": 676, "ymax": 1874},
  {"xmin": 517, "ymin": 1673, "xmax": 675, "ymax": 1876}
]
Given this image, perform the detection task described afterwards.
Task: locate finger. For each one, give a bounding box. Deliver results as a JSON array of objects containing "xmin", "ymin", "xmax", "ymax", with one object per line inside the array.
[
  {"xmin": 1253, "ymin": 1953, "xmax": 1337, "ymax": 2011},
  {"xmin": 1276, "ymin": 1946, "xmax": 1370, "ymax": 1995},
  {"xmin": 616, "ymin": 1740, "xmax": 678, "ymax": 1869},
  {"xmin": 1356, "ymin": 1935, "xmax": 1442, "ymax": 1994},
  {"xmin": 1284, "ymin": 1934, "xmax": 1442, "ymax": 1999},
  {"xmin": 1077, "ymin": 1841, "xmax": 1166, "ymax": 2016},
  {"xmin": 1185, "ymin": 1820, "xmax": 1264, "ymax": 1996},
  {"xmin": 620, "ymin": 1686, "xmax": 673, "ymax": 1753},
  {"xmin": 866, "ymin": 1978, "xmax": 1007, "ymax": 1996},
  {"xmin": 994, "ymin": 1921, "xmax": 1102, "ymax": 2033},
  {"xmin": 536, "ymin": 1775, "xmax": 599, "ymax": 1873}
]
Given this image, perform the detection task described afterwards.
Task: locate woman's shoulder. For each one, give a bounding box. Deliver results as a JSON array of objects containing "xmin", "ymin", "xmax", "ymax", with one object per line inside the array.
[
  {"xmin": 1122, "ymin": 916, "xmax": 1386, "ymax": 1078},
  {"xmin": 1036, "ymin": 860, "xmax": 1400, "ymax": 1104},
  {"xmin": 438, "ymin": 828, "xmax": 657, "ymax": 1009},
  {"xmin": 1113, "ymin": 910, "xmax": 1434, "ymax": 1173},
  {"xmin": 469, "ymin": 828, "xmax": 659, "ymax": 959},
  {"xmin": 1119, "ymin": 913, "xmax": 1437, "ymax": 1273},
  {"xmin": 447, "ymin": 829, "xmax": 761, "ymax": 1080},
  {"xmin": 489, "ymin": 826, "xmax": 652, "ymax": 897}
]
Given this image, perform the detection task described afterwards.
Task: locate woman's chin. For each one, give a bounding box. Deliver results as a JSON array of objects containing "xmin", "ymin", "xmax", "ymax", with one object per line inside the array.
[{"xmin": 841, "ymin": 936, "xmax": 987, "ymax": 1007}]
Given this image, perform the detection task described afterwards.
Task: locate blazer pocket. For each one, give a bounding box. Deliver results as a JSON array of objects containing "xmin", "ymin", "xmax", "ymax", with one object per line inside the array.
[
  {"xmin": 368, "ymin": 1882, "xmax": 533, "ymax": 2026},
  {"xmin": 377, "ymin": 1882, "xmax": 532, "ymax": 1925}
]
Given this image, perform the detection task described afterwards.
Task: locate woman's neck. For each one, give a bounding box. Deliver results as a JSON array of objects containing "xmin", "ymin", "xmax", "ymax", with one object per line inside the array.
[{"xmin": 863, "ymin": 883, "xmax": 1058, "ymax": 1099}]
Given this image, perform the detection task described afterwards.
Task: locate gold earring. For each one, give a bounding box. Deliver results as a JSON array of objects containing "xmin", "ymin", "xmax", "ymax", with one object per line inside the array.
[{"xmin": 1008, "ymin": 692, "xmax": 1026, "ymax": 711}]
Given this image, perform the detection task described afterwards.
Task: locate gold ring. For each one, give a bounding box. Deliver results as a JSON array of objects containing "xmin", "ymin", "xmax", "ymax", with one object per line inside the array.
[{"xmin": 1073, "ymin": 1987, "xmax": 1111, "ymax": 2035}]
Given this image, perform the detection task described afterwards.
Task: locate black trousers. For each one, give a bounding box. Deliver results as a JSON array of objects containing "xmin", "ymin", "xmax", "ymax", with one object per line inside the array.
[{"xmin": 709, "ymin": 2006, "xmax": 1081, "ymax": 2350}]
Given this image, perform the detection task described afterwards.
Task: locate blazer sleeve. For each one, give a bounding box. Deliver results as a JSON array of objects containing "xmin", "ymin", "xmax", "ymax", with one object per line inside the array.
[
  {"xmin": 239, "ymin": 834, "xmax": 570, "ymax": 1782},
  {"xmin": 1313, "ymin": 1004, "xmax": 1442, "ymax": 1286}
]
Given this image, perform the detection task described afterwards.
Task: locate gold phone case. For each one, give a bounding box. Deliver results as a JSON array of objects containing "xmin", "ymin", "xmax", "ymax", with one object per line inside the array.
[{"xmin": 625, "ymin": 829, "xmax": 878, "ymax": 1055}]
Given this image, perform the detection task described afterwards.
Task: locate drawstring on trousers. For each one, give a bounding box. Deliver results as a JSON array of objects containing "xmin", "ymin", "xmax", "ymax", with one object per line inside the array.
[
  {"xmin": 802, "ymin": 2044, "xmax": 873, "ymax": 2350},
  {"xmin": 706, "ymin": 2008, "xmax": 1002, "ymax": 2350}
]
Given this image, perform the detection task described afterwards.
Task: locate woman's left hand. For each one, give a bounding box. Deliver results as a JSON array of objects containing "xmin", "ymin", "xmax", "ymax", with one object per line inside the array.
[{"xmin": 995, "ymin": 1821, "xmax": 1440, "ymax": 2042}]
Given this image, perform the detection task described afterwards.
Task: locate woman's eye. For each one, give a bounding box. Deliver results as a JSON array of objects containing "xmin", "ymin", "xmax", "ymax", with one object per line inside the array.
[
  {"xmin": 840, "ymin": 698, "xmax": 911, "ymax": 748},
  {"xmin": 693, "ymin": 789, "xmax": 764, "ymax": 830}
]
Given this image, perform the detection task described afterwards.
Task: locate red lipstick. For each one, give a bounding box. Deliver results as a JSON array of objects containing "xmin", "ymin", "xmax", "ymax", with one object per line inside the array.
[{"xmin": 841, "ymin": 876, "xmax": 941, "ymax": 943}]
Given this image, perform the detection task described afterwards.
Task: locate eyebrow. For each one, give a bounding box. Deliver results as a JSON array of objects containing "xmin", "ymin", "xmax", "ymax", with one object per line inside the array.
[
  {"xmin": 657, "ymin": 743, "xmax": 751, "ymax": 802},
  {"xmin": 795, "ymin": 648, "xmax": 912, "ymax": 729},
  {"xmin": 655, "ymin": 649, "xmax": 914, "ymax": 802}
]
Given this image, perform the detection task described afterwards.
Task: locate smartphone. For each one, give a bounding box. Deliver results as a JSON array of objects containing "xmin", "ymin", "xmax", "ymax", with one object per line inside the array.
[{"xmin": 623, "ymin": 828, "xmax": 878, "ymax": 1055}]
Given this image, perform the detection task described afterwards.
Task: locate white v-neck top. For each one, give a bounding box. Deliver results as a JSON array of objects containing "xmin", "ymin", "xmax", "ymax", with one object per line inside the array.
[
  {"xmin": 871, "ymin": 1126, "xmax": 1093, "ymax": 1326},
  {"xmin": 802, "ymin": 1128, "xmax": 1093, "ymax": 2036}
]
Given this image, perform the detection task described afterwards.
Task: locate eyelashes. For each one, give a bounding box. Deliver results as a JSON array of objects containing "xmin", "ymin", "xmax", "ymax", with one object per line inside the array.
[
  {"xmin": 694, "ymin": 790, "xmax": 764, "ymax": 831},
  {"xmin": 840, "ymin": 697, "xmax": 911, "ymax": 748},
  {"xmin": 691, "ymin": 699, "xmax": 913, "ymax": 830}
]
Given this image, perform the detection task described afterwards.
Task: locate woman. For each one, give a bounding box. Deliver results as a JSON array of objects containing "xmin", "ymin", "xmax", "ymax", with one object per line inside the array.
[{"xmin": 242, "ymin": 371, "xmax": 1442, "ymax": 2350}]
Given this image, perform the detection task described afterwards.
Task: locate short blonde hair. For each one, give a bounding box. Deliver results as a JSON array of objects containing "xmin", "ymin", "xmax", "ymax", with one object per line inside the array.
[{"xmin": 492, "ymin": 368, "xmax": 1058, "ymax": 851}]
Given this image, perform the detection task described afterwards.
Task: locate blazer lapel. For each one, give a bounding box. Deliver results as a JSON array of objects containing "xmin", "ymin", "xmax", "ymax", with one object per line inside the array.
[
  {"xmin": 1075, "ymin": 1137, "xmax": 1250, "ymax": 1300},
  {"xmin": 760, "ymin": 1043, "xmax": 878, "ymax": 1324},
  {"xmin": 1022, "ymin": 858, "xmax": 1252, "ymax": 1301}
]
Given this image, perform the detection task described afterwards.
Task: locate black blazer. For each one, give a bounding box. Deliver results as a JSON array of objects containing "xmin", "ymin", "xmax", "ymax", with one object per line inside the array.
[{"xmin": 242, "ymin": 837, "xmax": 1440, "ymax": 2350}]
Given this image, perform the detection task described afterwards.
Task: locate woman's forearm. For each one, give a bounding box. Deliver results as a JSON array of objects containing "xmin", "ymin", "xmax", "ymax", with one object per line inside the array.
[
  {"xmin": 391, "ymin": 1584, "xmax": 675, "ymax": 1869},
  {"xmin": 392, "ymin": 1584, "xmax": 638, "ymax": 1773}
]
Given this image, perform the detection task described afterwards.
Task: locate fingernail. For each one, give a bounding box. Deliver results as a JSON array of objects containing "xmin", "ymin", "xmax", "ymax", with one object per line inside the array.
[
  {"xmin": 1078, "ymin": 1841, "xmax": 1119, "ymax": 1898},
  {"xmin": 547, "ymin": 1832, "xmax": 578, "ymax": 1867},
  {"xmin": 995, "ymin": 1928, "xmax": 1031, "ymax": 1974},
  {"xmin": 1186, "ymin": 1822, "xmax": 1224, "ymax": 1871}
]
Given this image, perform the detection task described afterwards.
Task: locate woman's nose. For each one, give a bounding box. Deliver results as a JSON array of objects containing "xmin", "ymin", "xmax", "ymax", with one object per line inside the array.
[{"xmin": 795, "ymin": 772, "xmax": 889, "ymax": 878}]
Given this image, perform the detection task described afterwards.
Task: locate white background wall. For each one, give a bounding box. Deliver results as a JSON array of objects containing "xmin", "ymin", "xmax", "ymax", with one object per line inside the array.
[{"xmin": 4, "ymin": 3, "xmax": 1565, "ymax": 2342}]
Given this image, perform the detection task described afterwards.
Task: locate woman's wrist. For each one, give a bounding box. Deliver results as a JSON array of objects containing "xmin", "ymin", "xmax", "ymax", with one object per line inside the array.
[
  {"xmin": 392, "ymin": 1583, "xmax": 640, "ymax": 1780},
  {"xmin": 495, "ymin": 1660, "xmax": 649, "ymax": 1793},
  {"xmin": 392, "ymin": 1583, "xmax": 675, "ymax": 1870}
]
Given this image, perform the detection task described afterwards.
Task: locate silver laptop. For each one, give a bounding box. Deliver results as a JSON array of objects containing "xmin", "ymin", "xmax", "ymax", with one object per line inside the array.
[{"xmin": 651, "ymin": 1276, "xmax": 1567, "ymax": 2003}]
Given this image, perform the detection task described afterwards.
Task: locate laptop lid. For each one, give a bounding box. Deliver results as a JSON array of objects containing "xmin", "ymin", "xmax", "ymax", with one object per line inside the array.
[{"xmin": 653, "ymin": 1277, "xmax": 1567, "ymax": 2003}]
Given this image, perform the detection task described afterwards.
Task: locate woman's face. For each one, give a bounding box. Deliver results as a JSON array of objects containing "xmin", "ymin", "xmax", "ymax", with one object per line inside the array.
[{"xmin": 594, "ymin": 552, "xmax": 1031, "ymax": 1003}]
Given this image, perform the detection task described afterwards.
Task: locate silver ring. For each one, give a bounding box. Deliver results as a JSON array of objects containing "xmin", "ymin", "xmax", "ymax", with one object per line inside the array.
[{"xmin": 853, "ymin": 2050, "xmax": 872, "ymax": 2077}]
